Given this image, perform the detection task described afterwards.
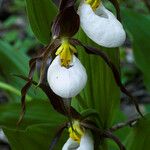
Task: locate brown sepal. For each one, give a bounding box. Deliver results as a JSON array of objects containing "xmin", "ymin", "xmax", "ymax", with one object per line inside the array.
[
  {"xmin": 17, "ymin": 39, "xmax": 60, "ymax": 125},
  {"xmin": 59, "ymin": 0, "xmax": 76, "ymax": 11},
  {"xmin": 52, "ymin": 6, "xmax": 80, "ymax": 38}
]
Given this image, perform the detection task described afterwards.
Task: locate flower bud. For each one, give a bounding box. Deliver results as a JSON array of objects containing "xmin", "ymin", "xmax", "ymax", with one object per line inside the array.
[
  {"xmin": 47, "ymin": 55, "xmax": 87, "ymax": 98},
  {"xmin": 78, "ymin": 2, "xmax": 126, "ymax": 48}
]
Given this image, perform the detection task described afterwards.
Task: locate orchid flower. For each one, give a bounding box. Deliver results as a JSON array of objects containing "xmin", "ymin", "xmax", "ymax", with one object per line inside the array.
[
  {"xmin": 78, "ymin": 0, "xmax": 126, "ymax": 48},
  {"xmin": 62, "ymin": 121, "xmax": 94, "ymax": 150},
  {"xmin": 49, "ymin": 119, "xmax": 126, "ymax": 150},
  {"xmin": 18, "ymin": 0, "xmax": 142, "ymax": 125},
  {"xmin": 47, "ymin": 39, "xmax": 87, "ymax": 98},
  {"xmin": 16, "ymin": 1, "xmax": 143, "ymax": 150}
]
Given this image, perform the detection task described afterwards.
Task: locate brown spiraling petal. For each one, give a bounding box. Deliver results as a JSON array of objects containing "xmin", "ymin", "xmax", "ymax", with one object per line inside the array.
[
  {"xmin": 17, "ymin": 39, "xmax": 60, "ymax": 125},
  {"xmin": 17, "ymin": 54, "xmax": 43, "ymax": 125},
  {"xmin": 51, "ymin": 6, "xmax": 80, "ymax": 38},
  {"xmin": 38, "ymin": 39, "xmax": 61, "ymax": 86},
  {"xmin": 18, "ymin": 80, "xmax": 32, "ymax": 125},
  {"xmin": 16, "ymin": 75, "xmax": 81, "ymax": 119},
  {"xmin": 70, "ymin": 38, "xmax": 143, "ymax": 117}
]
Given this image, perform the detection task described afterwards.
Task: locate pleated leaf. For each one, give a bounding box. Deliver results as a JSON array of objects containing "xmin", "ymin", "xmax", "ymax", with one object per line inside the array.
[
  {"xmin": 0, "ymin": 100, "xmax": 66, "ymax": 150},
  {"xmin": 26, "ymin": 0, "xmax": 57, "ymax": 44},
  {"xmin": 0, "ymin": 100, "xmax": 65, "ymax": 129},
  {"xmin": 0, "ymin": 40, "xmax": 44, "ymax": 101},
  {"xmin": 3, "ymin": 124, "xmax": 67, "ymax": 150}
]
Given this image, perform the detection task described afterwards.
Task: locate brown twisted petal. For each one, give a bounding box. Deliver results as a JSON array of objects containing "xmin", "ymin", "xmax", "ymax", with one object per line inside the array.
[
  {"xmin": 17, "ymin": 39, "xmax": 64, "ymax": 125},
  {"xmin": 38, "ymin": 39, "xmax": 61, "ymax": 86},
  {"xmin": 17, "ymin": 53, "xmax": 44, "ymax": 125},
  {"xmin": 16, "ymin": 75, "xmax": 81, "ymax": 121}
]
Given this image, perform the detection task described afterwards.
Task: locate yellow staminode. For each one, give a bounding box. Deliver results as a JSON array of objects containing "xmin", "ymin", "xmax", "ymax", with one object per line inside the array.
[
  {"xmin": 68, "ymin": 120, "xmax": 84, "ymax": 143},
  {"xmin": 85, "ymin": 0, "xmax": 101, "ymax": 11},
  {"xmin": 55, "ymin": 38, "xmax": 77, "ymax": 67}
]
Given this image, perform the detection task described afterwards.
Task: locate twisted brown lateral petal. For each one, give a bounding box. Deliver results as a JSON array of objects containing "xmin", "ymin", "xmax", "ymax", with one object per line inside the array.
[
  {"xmin": 17, "ymin": 40, "xmax": 60, "ymax": 125},
  {"xmin": 17, "ymin": 54, "xmax": 43, "ymax": 125},
  {"xmin": 108, "ymin": 0, "xmax": 121, "ymax": 21},
  {"xmin": 16, "ymin": 75, "xmax": 81, "ymax": 119},
  {"xmin": 38, "ymin": 39, "xmax": 60, "ymax": 86},
  {"xmin": 49, "ymin": 122, "xmax": 67, "ymax": 150},
  {"xmin": 70, "ymin": 38, "xmax": 143, "ymax": 117}
]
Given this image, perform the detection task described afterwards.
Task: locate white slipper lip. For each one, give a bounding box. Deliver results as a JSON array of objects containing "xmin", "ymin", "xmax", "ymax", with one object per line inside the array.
[
  {"xmin": 47, "ymin": 55, "xmax": 87, "ymax": 98},
  {"xmin": 78, "ymin": 2, "xmax": 126, "ymax": 48}
]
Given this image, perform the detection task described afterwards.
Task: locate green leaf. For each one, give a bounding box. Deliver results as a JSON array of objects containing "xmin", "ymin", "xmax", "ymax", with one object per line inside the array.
[
  {"xmin": 126, "ymin": 114, "xmax": 150, "ymax": 150},
  {"xmin": 121, "ymin": 8, "xmax": 150, "ymax": 91},
  {"xmin": 0, "ymin": 100, "xmax": 66, "ymax": 150},
  {"xmin": 0, "ymin": 40, "xmax": 45, "ymax": 101},
  {"xmin": 3, "ymin": 124, "xmax": 67, "ymax": 150},
  {"xmin": 73, "ymin": 29, "xmax": 120, "ymax": 129},
  {"xmin": 0, "ymin": 40, "xmax": 29, "ymax": 99},
  {"xmin": 0, "ymin": 100, "xmax": 65, "ymax": 129},
  {"xmin": 26, "ymin": 0, "xmax": 57, "ymax": 44}
]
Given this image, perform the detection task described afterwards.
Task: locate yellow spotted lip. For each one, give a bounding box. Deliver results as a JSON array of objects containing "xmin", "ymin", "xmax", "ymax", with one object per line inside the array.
[{"xmin": 55, "ymin": 38, "xmax": 77, "ymax": 68}]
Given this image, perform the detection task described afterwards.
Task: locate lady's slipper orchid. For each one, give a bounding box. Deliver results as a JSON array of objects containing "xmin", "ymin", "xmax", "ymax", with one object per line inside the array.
[
  {"xmin": 62, "ymin": 121, "xmax": 94, "ymax": 150},
  {"xmin": 78, "ymin": 0, "xmax": 126, "ymax": 48},
  {"xmin": 47, "ymin": 54, "xmax": 87, "ymax": 99}
]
